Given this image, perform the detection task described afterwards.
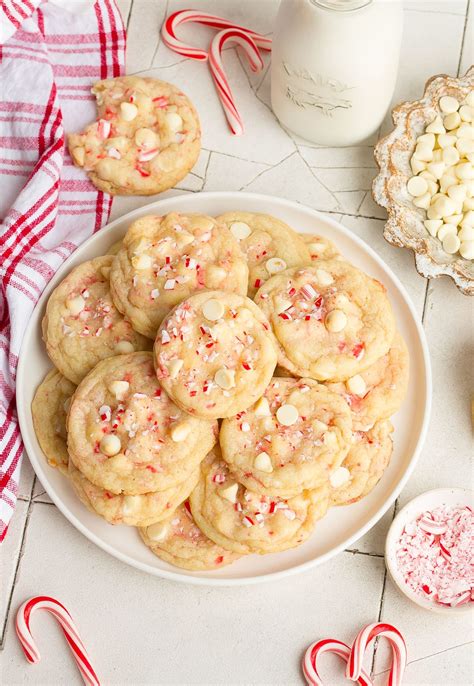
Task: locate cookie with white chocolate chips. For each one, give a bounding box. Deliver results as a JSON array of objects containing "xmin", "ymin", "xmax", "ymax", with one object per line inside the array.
[
  {"xmin": 216, "ymin": 211, "xmax": 310, "ymax": 298},
  {"xmin": 189, "ymin": 451, "xmax": 329, "ymax": 555},
  {"xmin": 154, "ymin": 290, "xmax": 278, "ymax": 419},
  {"xmin": 255, "ymin": 261, "xmax": 396, "ymax": 382},
  {"xmin": 67, "ymin": 76, "xmax": 201, "ymax": 195},
  {"xmin": 69, "ymin": 461, "xmax": 200, "ymax": 527},
  {"xmin": 110, "ymin": 212, "xmax": 249, "ymax": 338},
  {"xmin": 42, "ymin": 255, "xmax": 150, "ymax": 384},
  {"xmin": 32, "ymin": 368, "xmax": 76, "ymax": 475},
  {"xmin": 325, "ymin": 332, "xmax": 409, "ymax": 431},
  {"xmin": 140, "ymin": 494, "xmax": 241, "ymax": 571},
  {"xmin": 330, "ymin": 420, "xmax": 393, "ymax": 505},
  {"xmin": 67, "ymin": 352, "xmax": 218, "ymax": 495},
  {"xmin": 220, "ymin": 378, "xmax": 352, "ymax": 498}
]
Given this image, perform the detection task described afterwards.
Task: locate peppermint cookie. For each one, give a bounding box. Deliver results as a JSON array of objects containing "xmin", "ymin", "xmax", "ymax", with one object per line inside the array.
[
  {"xmin": 69, "ymin": 462, "xmax": 199, "ymax": 527},
  {"xmin": 220, "ymin": 378, "xmax": 352, "ymax": 497},
  {"xmin": 326, "ymin": 332, "xmax": 409, "ymax": 431},
  {"xmin": 67, "ymin": 76, "xmax": 200, "ymax": 196},
  {"xmin": 140, "ymin": 499, "xmax": 240, "ymax": 571},
  {"xmin": 110, "ymin": 213, "xmax": 248, "ymax": 338},
  {"xmin": 43, "ymin": 256, "xmax": 149, "ymax": 384},
  {"xmin": 155, "ymin": 291, "xmax": 278, "ymax": 419},
  {"xmin": 330, "ymin": 420, "xmax": 394, "ymax": 505},
  {"xmin": 32, "ymin": 369, "xmax": 76, "ymax": 475},
  {"xmin": 302, "ymin": 234, "xmax": 340, "ymax": 261},
  {"xmin": 255, "ymin": 261, "xmax": 396, "ymax": 382},
  {"xmin": 190, "ymin": 453, "xmax": 329, "ymax": 555},
  {"xmin": 217, "ymin": 211, "xmax": 310, "ymax": 298},
  {"xmin": 67, "ymin": 352, "xmax": 217, "ymax": 495}
]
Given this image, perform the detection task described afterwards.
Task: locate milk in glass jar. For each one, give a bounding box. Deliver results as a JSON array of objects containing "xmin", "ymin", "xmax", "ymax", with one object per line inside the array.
[{"xmin": 271, "ymin": 0, "xmax": 403, "ymax": 146}]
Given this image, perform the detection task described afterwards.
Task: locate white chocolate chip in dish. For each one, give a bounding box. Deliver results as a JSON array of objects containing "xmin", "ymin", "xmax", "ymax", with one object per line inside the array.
[{"xmin": 407, "ymin": 92, "xmax": 474, "ymax": 261}]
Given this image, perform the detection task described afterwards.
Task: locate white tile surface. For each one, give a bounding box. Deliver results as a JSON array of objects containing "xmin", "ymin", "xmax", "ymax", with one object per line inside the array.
[
  {"xmin": 6, "ymin": 1, "xmax": 473, "ymax": 684},
  {"xmin": 3, "ymin": 502, "xmax": 384, "ymax": 685}
]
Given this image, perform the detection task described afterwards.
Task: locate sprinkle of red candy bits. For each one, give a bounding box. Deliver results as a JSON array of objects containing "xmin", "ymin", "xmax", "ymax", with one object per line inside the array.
[
  {"xmin": 395, "ymin": 504, "xmax": 473, "ymax": 608},
  {"xmin": 254, "ymin": 279, "xmax": 262, "ymax": 289}
]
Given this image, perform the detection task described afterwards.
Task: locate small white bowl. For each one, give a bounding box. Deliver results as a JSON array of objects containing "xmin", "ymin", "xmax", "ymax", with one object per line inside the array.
[{"xmin": 385, "ymin": 488, "xmax": 473, "ymax": 614}]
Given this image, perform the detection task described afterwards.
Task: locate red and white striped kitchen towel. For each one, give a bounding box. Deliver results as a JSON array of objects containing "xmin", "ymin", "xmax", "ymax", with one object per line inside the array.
[{"xmin": 0, "ymin": 0, "xmax": 126, "ymax": 540}]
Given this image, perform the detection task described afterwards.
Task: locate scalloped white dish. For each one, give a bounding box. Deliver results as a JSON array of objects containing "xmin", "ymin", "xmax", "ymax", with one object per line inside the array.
[{"xmin": 17, "ymin": 192, "xmax": 431, "ymax": 585}]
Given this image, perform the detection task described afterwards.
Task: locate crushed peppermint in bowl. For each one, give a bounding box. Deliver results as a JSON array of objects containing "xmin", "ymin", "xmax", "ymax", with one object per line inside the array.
[{"xmin": 385, "ymin": 488, "xmax": 473, "ymax": 613}]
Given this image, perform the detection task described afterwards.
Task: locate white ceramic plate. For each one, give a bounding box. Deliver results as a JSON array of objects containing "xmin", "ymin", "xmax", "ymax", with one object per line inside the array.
[{"xmin": 17, "ymin": 191, "xmax": 432, "ymax": 586}]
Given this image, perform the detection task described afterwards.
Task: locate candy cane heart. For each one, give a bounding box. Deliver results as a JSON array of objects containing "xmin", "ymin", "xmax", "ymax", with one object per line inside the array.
[
  {"xmin": 15, "ymin": 596, "xmax": 100, "ymax": 686},
  {"xmin": 161, "ymin": 9, "xmax": 272, "ymax": 61},
  {"xmin": 209, "ymin": 28, "xmax": 264, "ymax": 136},
  {"xmin": 303, "ymin": 638, "xmax": 373, "ymax": 686},
  {"xmin": 348, "ymin": 623, "xmax": 407, "ymax": 686}
]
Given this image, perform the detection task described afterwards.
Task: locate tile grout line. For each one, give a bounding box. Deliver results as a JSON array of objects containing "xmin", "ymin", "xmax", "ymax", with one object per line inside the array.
[
  {"xmin": 456, "ymin": 0, "xmax": 471, "ymax": 76},
  {"xmin": 149, "ymin": 0, "xmax": 168, "ymax": 69},
  {"xmin": 374, "ymin": 640, "xmax": 474, "ymax": 676},
  {"xmin": 0, "ymin": 476, "xmax": 37, "ymax": 648},
  {"xmin": 126, "ymin": 0, "xmax": 133, "ymax": 31}
]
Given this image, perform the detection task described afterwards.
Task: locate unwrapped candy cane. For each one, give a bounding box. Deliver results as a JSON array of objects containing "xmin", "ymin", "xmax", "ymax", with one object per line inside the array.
[
  {"xmin": 209, "ymin": 29, "xmax": 264, "ymax": 135},
  {"xmin": 16, "ymin": 596, "xmax": 100, "ymax": 686},
  {"xmin": 161, "ymin": 9, "xmax": 271, "ymax": 61},
  {"xmin": 161, "ymin": 9, "xmax": 271, "ymax": 135},
  {"xmin": 303, "ymin": 638, "xmax": 373, "ymax": 686},
  {"xmin": 348, "ymin": 622, "xmax": 407, "ymax": 686}
]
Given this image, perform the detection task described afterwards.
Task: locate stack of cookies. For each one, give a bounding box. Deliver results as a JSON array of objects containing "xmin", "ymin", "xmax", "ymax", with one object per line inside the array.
[{"xmin": 33, "ymin": 210, "xmax": 409, "ymax": 572}]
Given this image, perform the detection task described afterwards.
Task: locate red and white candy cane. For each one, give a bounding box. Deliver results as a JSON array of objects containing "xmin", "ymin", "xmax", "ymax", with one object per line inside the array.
[
  {"xmin": 16, "ymin": 596, "xmax": 100, "ymax": 686},
  {"xmin": 209, "ymin": 28, "xmax": 264, "ymax": 136},
  {"xmin": 348, "ymin": 623, "xmax": 407, "ymax": 686},
  {"xmin": 303, "ymin": 638, "xmax": 373, "ymax": 686},
  {"xmin": 161, "ymin": 9, "xmax": 271, "ymax": 61}
]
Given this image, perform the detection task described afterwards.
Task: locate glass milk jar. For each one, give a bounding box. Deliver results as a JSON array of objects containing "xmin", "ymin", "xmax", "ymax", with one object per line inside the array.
[{"xmin": 271, "ymin": 0, "xmax": 403, "ymax": 146}]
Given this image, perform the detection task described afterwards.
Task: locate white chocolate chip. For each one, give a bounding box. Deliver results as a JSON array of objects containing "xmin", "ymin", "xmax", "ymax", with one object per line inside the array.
[
  {"xmin": 442, "ymin": 146, "xmax": 460, "ymax": 167},
  {"xmin": 120, "ymin": 102, "xmax": 138, "ymax": 121},
  {"xmin": 413, "ymin": 142, "xmax": 433, "ymax": 162},
  {"xmin": 122, "ymin": 495, "xmax": 141, "ymax": 516},
  {"xmin": 456, "ymin": 138, "xmax": 474, "ymax": 155},
  {"xmin": 220, "ymin": 482, "xmax": 239, "ymax": 503},
  {"xmin": 254, "ymin": 396, "xmax": 271, "ymax": 416},
  {"xmin": 417, "ymin": 132, "xmax": 435, "ymax": 148},
  {"xmin": 437, "ymin": 224, "xmax": 457, "ymax": 241},
  {"xmin": 165, "ymin": 112, "xmax": 183, "ymax": 132},
  {"xmin": 413, "ymin": 193, "xmax": 431, "ymax": 210},
  {"xmin": 459, "ymin": 105, "xmax": 474, "ymax": 122},
  {"xmin": 330, "ymin": 466, "xmax": 351, "ymax": 489},
  {"xmin": 100, "ymin": 434, "xmax": 121, "ymax": 456},
  {"xmin": 229, "ymin": 222, "xmax": 251, "ymax": 240},
  {"xmin": 115, "ymin": 341, "xmax": 135, "ymax": 354},
  {"xmin": 202, "ymin": 298, "xmax": 225, "ymax": 321},
  {"xmin": 325, "ymin": 309, "xmax": 347, "ymax": 333},
  {"xmin": 425, "ymin": 115, "xmax": 445, "ymax": 134},
  {"xmin": 214, "ymin": 368, "xmax": 235, "ymax": 390},
  {"xmin": 465, "ymin": 92, "xmax": 474, "ymax": 108},
  {"xmin": 346, "ymin": 374, "xmax": 366, "ymax": 396},
  {"xmin": 254, "ymin": 452, "xmax": 273, "ymax": 473},
  {"xmin": 131, "ymin": 253, "xmax": 152, "ymax": 270},
  {"xmin": 170, "ymin": 421, "xmax": 191, "ymax": 442},
  {"xmin": 276, "ymin": 403, "xmax": 299, "ymax": 426},
  {"xmin": 147, "ymin": 521, "xmax": 169, "ymax": 542},
  {"xmin": 66, "ymin": 295, "xmax": 85, "ymax": 315},
  {"xmin": 459, "ymin": 240, "xmax": 474, "ymax": 259},
  {"xmin": 437, "ymin": 133, "xmax": 457, "ymax": 148},
  {"xmin": 407, "ymin": 176, "xmax": 428, "ymax": 197},
  {"xmin": 444, "ymin": 112, "xmax": 461, "ymax": 131},
  {"xmin": 439, "ymin": 96, "xmax": 460, "ymax": 114},
  {"xmin": 433, "ymin": 195, "xmax": 456, "ymax": 218},
  {"xmin": 410, "ymin": 157, "xmax": 426, "ymax": 174},
  {"xmin": 312, "ymin": 419, "xmax": 328, "ymax": 433},
  {"xmin": 109, "ymin": 380, "xmax": 130, "ymax": 400},
  {"xmin": 458, "ymin": 225, "xmax": 474, "ymax": 241},
  {"xmin": 315, "ymin": 268, "xmax": 334, "ymax": 286},
  {"xmin": 265, "ymin": 257, "xmax": 287, "ymax": 274},
  {"xmin": 134, "ymin": 127, "xmax": 159, "ymax": 149},
  {"xmin": 274, "ymin": 296, "xmax": 292, "ymax": 314},
  {"xmin": 456, "ymin": 162, "xmax": 474, "ymax": 180},
  {"xmin": 426, "ymin": 161, "xmax": 445, "ymax": 180},
  {"xmin": 442, "ymin": 233, "xmax": 461, "ymax": 254},
  {"xmin": 424, "ymin": 219, "xmax": 443, "ymax": 237},
  {"xmin": 168, "ymin": 358, "xmax": 183, "ymax": 379},
  {"xmin": 447, "ymin": 184, "xmax": 467, "ymax": 203}
]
